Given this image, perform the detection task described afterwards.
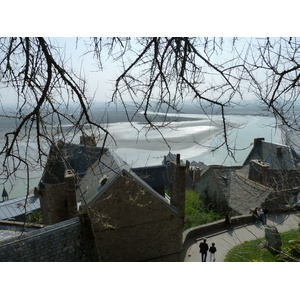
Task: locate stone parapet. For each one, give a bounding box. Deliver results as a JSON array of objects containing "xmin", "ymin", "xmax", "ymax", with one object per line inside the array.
[{"xmin": 182, "ymin": 214, "xmax": 254, "ymax": 246}]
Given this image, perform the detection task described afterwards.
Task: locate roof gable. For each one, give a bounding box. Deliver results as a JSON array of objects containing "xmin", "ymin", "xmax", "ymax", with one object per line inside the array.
[{"xmin": 86, "ymin": 170, "xmax": 177, "ymax": 229}]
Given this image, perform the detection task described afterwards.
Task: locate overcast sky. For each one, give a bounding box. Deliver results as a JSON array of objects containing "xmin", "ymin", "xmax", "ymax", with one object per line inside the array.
[{"xmin": 1, "ymin": 1, "xmax": 299, "ymax": 108}]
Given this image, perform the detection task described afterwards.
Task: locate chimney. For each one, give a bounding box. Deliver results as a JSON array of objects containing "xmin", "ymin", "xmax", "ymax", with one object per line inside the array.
[
  {"xmin": 64, "ymin": 169, "xmax": 78, "ymax": 219},
  {"xmin": 186, "ymin": 160, "xmax": 190, "ymax": 170},
  {"xmin": 254, "ymin": 137, "xmax": 265, "ymax": 147},
  {"xmin": 249, "ymin": 160, "xmax": 269, "ymax": 185},
  {"xmin": 170, "ymin": 154, "xmax": 185, "ymax": 216}
]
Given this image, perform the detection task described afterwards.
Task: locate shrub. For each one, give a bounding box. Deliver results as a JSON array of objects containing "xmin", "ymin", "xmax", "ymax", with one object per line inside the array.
[
  {"xmin": 184, "ymin": 189, "xmax": 222, "ymax": 230},
  {"xmin": 276, "ymin": 236, "xmax": 300, "ymax": 262}
]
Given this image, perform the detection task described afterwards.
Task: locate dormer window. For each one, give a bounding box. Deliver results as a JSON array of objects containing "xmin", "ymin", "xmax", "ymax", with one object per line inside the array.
[{"xmin": 99, "ymin": 175, "xmax": 108, "ymax": 186}]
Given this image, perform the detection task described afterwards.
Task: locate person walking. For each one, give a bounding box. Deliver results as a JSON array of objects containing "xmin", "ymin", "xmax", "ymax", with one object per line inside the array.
[
  {"xmin": 209, "ymin": 243, "xmax": 217, "ymax": 262},
  {"xmin": 199, "ymin": 238, "xmax": 209, "ymax": 262},
  {"xmin": 262, "ymin": 206, "xmax": 269, "ymax": 225}
]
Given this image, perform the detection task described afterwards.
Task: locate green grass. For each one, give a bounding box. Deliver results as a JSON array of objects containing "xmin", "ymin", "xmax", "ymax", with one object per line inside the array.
[{"xmin": 224, "ymin": 229, "xmax": 300, "ymax": 262}]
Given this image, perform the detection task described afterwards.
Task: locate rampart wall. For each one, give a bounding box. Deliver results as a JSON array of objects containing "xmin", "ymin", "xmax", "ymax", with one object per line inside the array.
[
  {"xmin": 180, "ymin": 214, "xmax": 254, "ymax": 260},
  {"xmin": 180, "ymin": 207, "xmax": 298, "ymax": 261}
]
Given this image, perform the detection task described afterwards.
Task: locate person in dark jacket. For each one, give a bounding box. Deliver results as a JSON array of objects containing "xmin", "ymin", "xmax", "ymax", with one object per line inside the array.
[
  {"xmin": 209, "ymin": 243, "xmax": 217, "ymax": 262},
  {"xmin": 199, "ymin": 238, "xmax": 209, "ymax": 262}
]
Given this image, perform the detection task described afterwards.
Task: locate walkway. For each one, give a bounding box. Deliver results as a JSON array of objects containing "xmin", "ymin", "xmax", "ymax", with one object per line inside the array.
[{"xmin": 184, "ymin": 213, "xmax": 300, "ymax": 262}]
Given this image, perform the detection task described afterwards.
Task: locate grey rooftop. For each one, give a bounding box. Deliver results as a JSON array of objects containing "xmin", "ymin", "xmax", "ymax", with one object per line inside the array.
[{"xmin": 0, "ymin": 194, "xmax": 40, "ymax": 221}]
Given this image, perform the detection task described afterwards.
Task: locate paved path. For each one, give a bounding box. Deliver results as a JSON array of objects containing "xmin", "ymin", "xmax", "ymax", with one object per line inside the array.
[{"xmin": 184, "ymin": 213, "xmax": 300, "ymax": 262}]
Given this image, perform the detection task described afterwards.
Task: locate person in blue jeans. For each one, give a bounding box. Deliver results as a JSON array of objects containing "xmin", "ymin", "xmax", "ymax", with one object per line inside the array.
[{"xmin": 199, "ymin": 238, "xmax": 209, "ymax": 262}]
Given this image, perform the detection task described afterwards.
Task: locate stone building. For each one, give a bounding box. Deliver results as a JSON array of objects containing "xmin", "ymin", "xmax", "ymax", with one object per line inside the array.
[
  {"xmin": 244, "ymin": 137, "xmax": 300, "ymax": 169},
  {"xmin": 36, "ymin": 140, "xmax": 186, "ymax": 261},
  {"xmin": 194, "ymin": 138, "xmax": 300, "ymax": 215},
  {"xmin": 194, "ymin": 164, "xmax": 275, "ymax": 215},
  {"xmin": 37, "ymin": 139, "xmax": 104, "ymax": 225},
  {"xmin": 161, "ymin": 152, "xmax": 208, "ymax": 190},
  {"xmin": 244, "ymin": 138, "xmax": 300, "ymax": 205}
]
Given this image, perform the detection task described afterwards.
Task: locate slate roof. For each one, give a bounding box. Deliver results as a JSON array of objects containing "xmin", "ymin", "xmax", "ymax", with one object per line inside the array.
[
  {"xmin": 77, "ymin": 149, "xmax": 171, "ymax": 207},
  {"xmin": 189, "ymin": 160, "xmax": 209, "ymax": 174},
  {"xmin": 203, "ymin": 165, "xmax": 244, "ymax": 198},
  {"xmin": 40, "ymin": 142, "xmax": 106, "ymax": 184},
  {"xmin": 229, "ymin": 171, "xmax": 273, "ymax": 215},
  {"xmin": 195, "ymin": 165, "xmax": 273, "ymax": 215},
  {"xmin": 0, "ymin": 194, "xmax": 40, "ymax": 221},
  {"xmin": 162, "ymin": 152, "xmax": 183, "ymax": 165},
  {"xmin": 39, "ymin": 141, "xmax": 172, "ymax": 209},
  {"xmin": 243, "ymin": 138, "xmax": 300, "ymax": 170},
  {"xmin": 76, "ymin": 148, "xmax": 130, "ymax": 205}
]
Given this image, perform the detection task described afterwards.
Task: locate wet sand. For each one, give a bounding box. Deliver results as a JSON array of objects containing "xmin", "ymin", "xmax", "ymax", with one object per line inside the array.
[
  {"xmin": 104, "ymin": 116, "xmax": 243, "ymax": 167},
  {"xmin": 106, "ymin": 120, "xmax": 226, "ymax": 150}
]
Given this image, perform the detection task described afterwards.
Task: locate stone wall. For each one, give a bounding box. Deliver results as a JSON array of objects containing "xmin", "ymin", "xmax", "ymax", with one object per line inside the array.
[
  {"xmin": 180, "ymin": 208, "xmax": 298, "ymax": 261},
  {"xmin": 182, "ymin": 214, "xmax": 254, "ymax": 243},
  {"xmin": 39, "ymin": 182, "xmax": 69, "ymax": 225},
  {"xmin": 87, "ymin": 172, "xmax": 185, "ymax": 262},
  {"xmin": 0, "ymin": 215, "xmax": 98, "ymax": 262}
]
